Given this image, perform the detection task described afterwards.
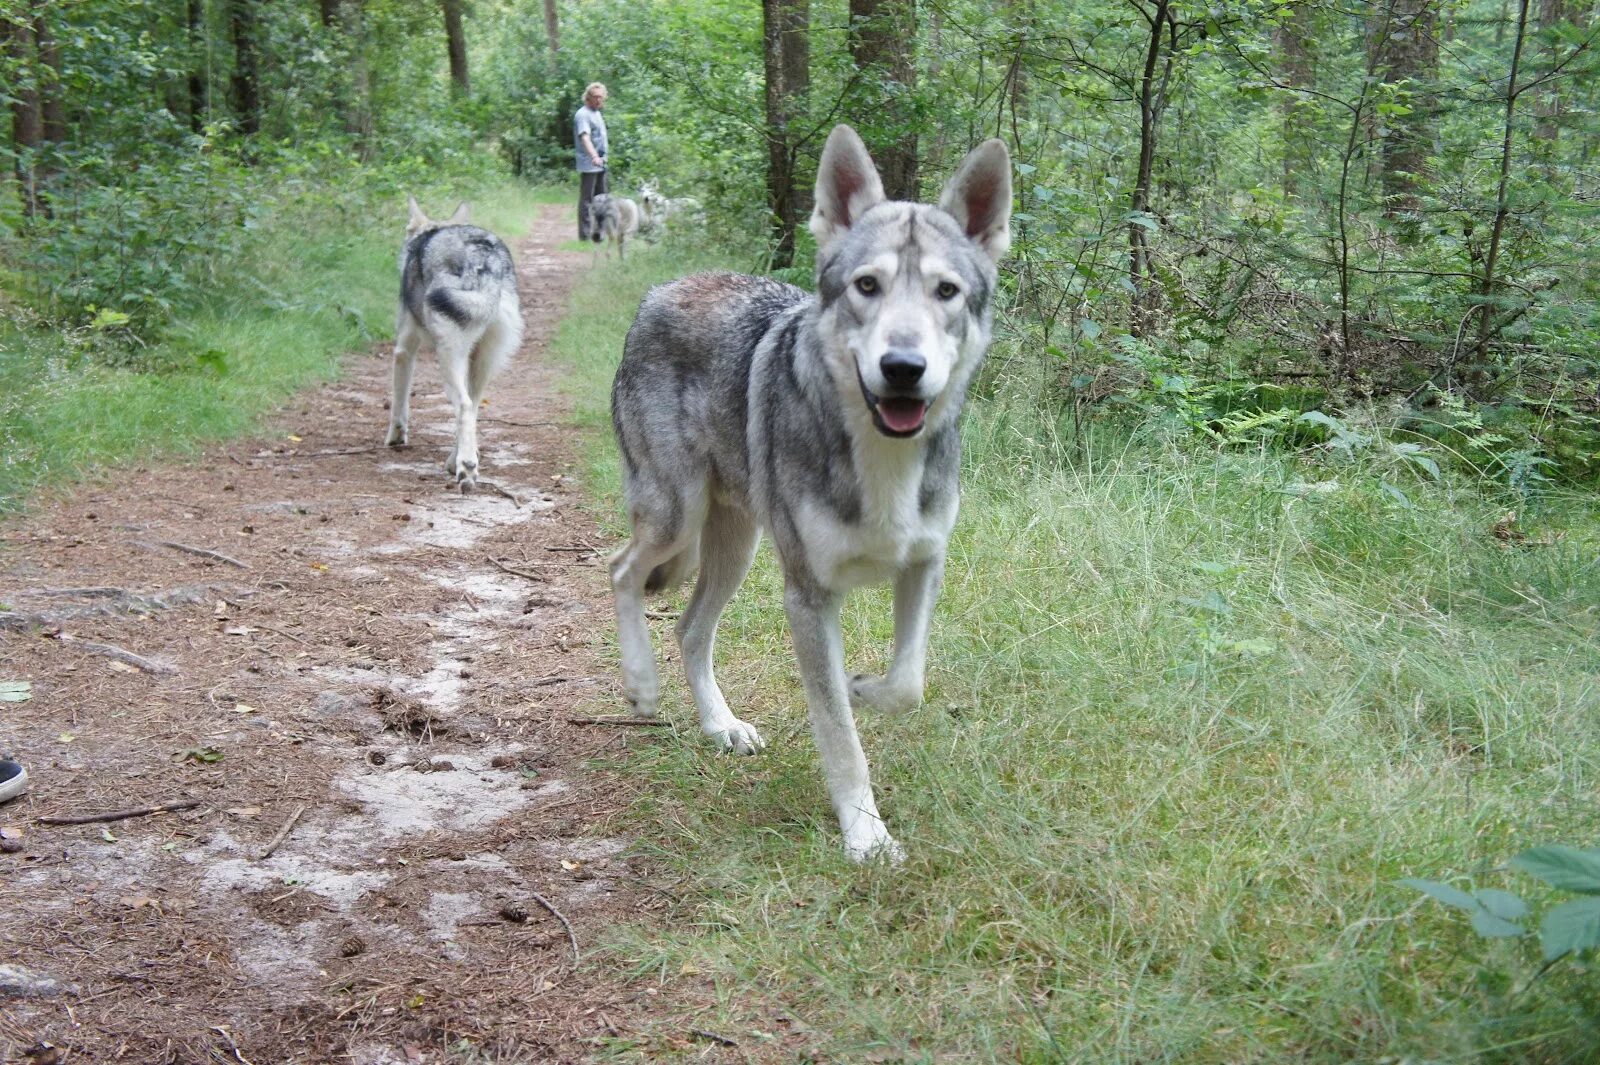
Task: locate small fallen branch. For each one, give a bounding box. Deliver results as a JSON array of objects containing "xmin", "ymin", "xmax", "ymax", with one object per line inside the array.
[
  {"xmin": 37, "ymin": 799, "xmax": 202, "ymax": 826},
  {"xmin": 529, "ymin": 891, "xmax": 580, "ymax": 965},
  {"xmin": 689, "ymin": 1029, "xmax": 739, "ymax": 1048},
  {"xmin": 488, "ymin": 557, "xmax": 550, "ymax": 582},
  {"xmin": 254, "ymin": 803, "xmax": 307, "ymax": 861},
  {"xmin": 58, "ymin": 634, "xmax": 178, "ymax": 675},
  {"xmin": 546, "ymin": 545, "xmax": 600, "ymax": 554},
  {"xmin": 256, "ymin": 623, "xmax": 312, "ymax": 647},
  {"xmin": 567, "ymin": 716, "xmax": 669, "ymax": 727},
  {"xmin": 130, "ymin": 540, "xmax": 250, "ymax": 570},
  {"xmin": 477, "ymin": 480, "xmax": 523, "ymax": 507},
  {"xmin": 1, "ymin": 584, "xmax": 252, "ymax": 630},
  {"xmin": 482, "ymin": 416, "xmax": 558, "ymax": 429},
  {"xmin": 301, "ymin": 446, "xmax": 396, "ymax": 458}
]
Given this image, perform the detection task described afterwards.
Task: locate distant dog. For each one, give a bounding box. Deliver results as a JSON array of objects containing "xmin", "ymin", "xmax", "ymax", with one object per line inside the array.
[
  {"xmin": 590, "ymin": 193, "xmax": 640, "ymax": 261},
  {"xmin": 388, "ymin": 197, "xmax": 523, "ymax": 490},
  {"xmin": 609, "ymin": 126, "xmax": 1011, "ymax": 862},
  {"xmin": 638, "ymin": 182, "xmax": 705, "ymax": 236}
]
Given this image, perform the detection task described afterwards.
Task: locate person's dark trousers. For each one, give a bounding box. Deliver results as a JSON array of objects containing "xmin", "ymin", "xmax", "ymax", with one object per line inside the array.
[{"xmin": 578, "ymin": 169, "xmax": 609, "ymax": 240}]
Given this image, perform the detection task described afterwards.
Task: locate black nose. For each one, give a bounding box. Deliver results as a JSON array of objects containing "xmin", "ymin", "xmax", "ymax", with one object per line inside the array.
[{"xmin": 879, "ymin": 350, "xmax": 926, "ymax": 389}]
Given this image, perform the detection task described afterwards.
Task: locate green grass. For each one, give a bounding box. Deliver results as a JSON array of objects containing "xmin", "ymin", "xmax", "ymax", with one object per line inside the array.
[
  {"xmin": 0, "ymin": 182, "xmax": 565, "ymax": 513},
  {"xmin": 550, "ymin": 247, "xmax": 1600, "ymax": 1061}
]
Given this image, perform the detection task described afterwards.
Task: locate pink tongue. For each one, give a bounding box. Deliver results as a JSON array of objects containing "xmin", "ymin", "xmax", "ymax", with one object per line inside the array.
[{"xmin": 878, "ymin": 398, "xmax": 927, "ymax": 433}]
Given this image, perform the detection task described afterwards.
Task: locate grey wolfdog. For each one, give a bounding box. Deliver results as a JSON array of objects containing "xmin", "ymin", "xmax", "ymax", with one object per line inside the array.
[
  {"xmin": 590, "ymin": 192, "xmax": 640, "ymax": 261},
  {"xmin": 609, "ymin": 125, "xmax": 1011, "ymax": 862},
  {"xmin": 388, "ymin": 197, "xmax": 524, "ymax": 490}
]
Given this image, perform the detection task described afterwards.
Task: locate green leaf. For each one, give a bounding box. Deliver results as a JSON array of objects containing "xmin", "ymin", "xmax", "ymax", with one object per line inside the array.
[
  {"xmin": 1470, "ymin": 908, "xmax": 1525, "ymax": 938},
  {"xmin": 1378, "ymin": 480, "xmax": 1413, "ymax": 509},
  {"xmin": 0, "ymin": 681, "xmax": 32, "ymax": 703},
  {"xmin": 1475, "ymin": 888, "xmax": 1529, "ymax": 922},
  {"xmin": 1512, "ymin": 846, "xmax": 1600, "ymax": 895},
  {"xmin": 1179, "ymin": 591, "xmax": 1232, "ymax": 616},
  {"xmin": 1538, "ymin": 897, "xmax": 1600, "ymax": 961},
  {"xmin": 1400, "ymin": 878, "xmax": 1477, "ymax": 912}
]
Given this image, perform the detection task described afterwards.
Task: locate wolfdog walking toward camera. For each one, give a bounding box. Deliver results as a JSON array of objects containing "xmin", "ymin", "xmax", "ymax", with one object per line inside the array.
[
  {"xmin": 590, "ymin": 192, "xmax": 640, "ymax": 261},
  {"xmin": 388, "ymin": 197, "xmax": 523, "ymax": 490},
  {"xmin": 608, "ymin": 126, "xmax": 1011, "ymax": 862}
]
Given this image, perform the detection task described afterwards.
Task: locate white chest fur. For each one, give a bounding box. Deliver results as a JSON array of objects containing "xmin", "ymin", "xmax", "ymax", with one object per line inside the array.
[{"xmin": 796, "ymin": 434, "xmax": 956, "ymax": 591}]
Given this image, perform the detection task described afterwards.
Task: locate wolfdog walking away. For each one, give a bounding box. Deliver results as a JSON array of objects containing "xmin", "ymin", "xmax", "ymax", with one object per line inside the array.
[
  {"xmin": 590, "ymin": 192, "xmax": 640, "ymax": 261},
  {"xmin": 608, "ymin": 126, "xmax": 1011, "ymax": 861},
  {"xmin": 388, "ymin": 197, "xmax": 524, "ymax": 491}
]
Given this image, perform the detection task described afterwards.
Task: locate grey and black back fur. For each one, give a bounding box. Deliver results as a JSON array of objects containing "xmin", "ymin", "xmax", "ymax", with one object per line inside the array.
[
  {"xmin": 608, "ymin": 125, "xmax": 1011, "ymax": 862},
  {"xmin": 590, "ymin": 193, "xmax": 640, "ymax": 261},
  {"xmin": 388, "ymin": 196, "xmax": 524, "ymax": 490}
]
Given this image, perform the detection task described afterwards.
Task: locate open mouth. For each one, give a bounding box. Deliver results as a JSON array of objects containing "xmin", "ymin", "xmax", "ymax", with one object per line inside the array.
[{"xmin": 855, "ymin": 365, "xmax": 928, "ymax": 438}]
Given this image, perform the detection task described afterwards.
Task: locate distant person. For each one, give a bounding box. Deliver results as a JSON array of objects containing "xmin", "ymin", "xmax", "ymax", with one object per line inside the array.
[{"xmin": 574, "ymin": 83, "xmax": 609, "ymax": 240}]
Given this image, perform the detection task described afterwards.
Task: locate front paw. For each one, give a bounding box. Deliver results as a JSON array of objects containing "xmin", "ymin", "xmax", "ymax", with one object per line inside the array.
[
  {"xmin": 849, "ymin": 674, "xmax": 921, "ymax": 714},
  {"xmin": 708, "ymin": 718, "xmax": 765, "ymax": 756},
  {"xmin": 843, "ymin": 826, "xmax": 906, "ymax": 865},
  {"xmin": 385, "ymin": 423, "xmax": 408, "ymax": 447}
]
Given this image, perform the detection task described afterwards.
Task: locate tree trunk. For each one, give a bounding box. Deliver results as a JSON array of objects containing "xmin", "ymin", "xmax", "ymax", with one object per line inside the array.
[
  {"xmin": 188, "ymin": 0, "xmax": 207, "ymax": 133},
  {"xmin": 32, "ymin": 1, "xmax": 62, "ymax": 146},
  {"xmin": 762, "ymin": 0, "xmax": 810, "ymax": 268},
  {"xmin": 1274, "ymin": 2, "xmax": 1314, "ymax": 194},
  {"xmin": 8, "ymin": 11, "xmax": 43, "ymax": 219},
  {"xmin": 228, "ymin": 0, "xmax": 261, "ymax": 136},
  {"xmin": 336, "ymin": 0, "xmax": 372, "ymax": 154},
  {"xmin": 1533, "ymin": 0, "xmax": 1565, "ymax": 146},
  {"xmin": 1472, "ymin": 0, "xmax": 1532, "ymax": 378},
  {"xmin": 1129, "ymin": 0, "xmax": 1173, "ymax": 337},
  {"xmin": 847, "ymin": 0, "xmax": 917, "ymax": 200},
  {"xmin": 543, "ymin": 0, "xmax": 559, "ymax": 66},
  {"xmin": 1371, "ymin": 0, "xmax": 1438, "ymax": 215},
  {"xmin": 319, "ymin": 0, "xmax": 339, "ymax": 26},
  {"xmin": 443, "ymin": 0, "xmax": 469, "ymax": 97}
]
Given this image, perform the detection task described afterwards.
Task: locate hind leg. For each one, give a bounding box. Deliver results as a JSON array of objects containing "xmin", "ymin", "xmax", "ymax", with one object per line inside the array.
[
  {"xmin": 466, "ymin": 306, "xmax": 522, "ymax": 467},
  {"xmin": 610, "ymin": 484, "xmax": 707, "ymax": 718},
  {"xmin": 435, "ymin": 327, "xmax": 483, "ymax": 489},
  {"xmin": 676, "ymin": 503, "xmax": 763, "ymax": 754},
  {"xmin": 387, "ymin": 312, "xmax": 423, "ymax": 446}
]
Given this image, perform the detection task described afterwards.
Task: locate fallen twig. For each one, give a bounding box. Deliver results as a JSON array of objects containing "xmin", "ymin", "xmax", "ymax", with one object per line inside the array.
[
  {"xmin": 131, "ymin": 540, "xmax": 250, "ymax": 570},
  {"xmin": 645, "ymin": 610, "xmax": 680, "ymax": 620},
  {"xmin": 481, "ymin": 416, "xmax": 559, "ymax": 428},
  {"xmin": 25, "ymin": 587, "xmax": 133, "ymax": 599},
  {"xmin": 488, "ymin": 556, "xmax": 550, "ymax": 582},
  {"xmin": 254, "ymin": 803, "xmax": 307, "ymax": 861},
  {"xmin": 690, "ymin": 1028, "xmax": 739, "ymax": 1048},
  {"xmin": 210, "ymin": 1025, "xmax": 257, "ymax": 1065},
  {"xmin": 1, "ymin": 583, "xmax": 251, "ymax": 630},
  {"xmin": 477, "ymin": 480, "xmax": 523, "ymax": 507},
  {"xmin": 545, "ymin": 545, "xmax": 600, "ymax": 554},
  {"xmin": 58, "ymin": 634, "xmax": 178, "ymax": 675},
  {"xmin": 529, "ymin": 891, "xmax": 580, "ymax": 965},
  {"xmin": 37, "ymin": 799, "xmax": 202, "ymax": 826},
  {"xmin": 301, "ymin": 446, "xmax": 397, "ymax": 457},
  {"xmin": 567, "ymin": 716, "xmax": 669, "ymax": 727},
  {"xmin": 256, "ymin": 623, "xmax": 312, "ymax": 647}
]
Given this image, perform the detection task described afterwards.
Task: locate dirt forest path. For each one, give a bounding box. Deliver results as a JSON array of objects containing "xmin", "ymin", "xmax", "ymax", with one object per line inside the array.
[{"xmin": 0, "ymin": 205, "xmax": 754, "ymax": 1062}]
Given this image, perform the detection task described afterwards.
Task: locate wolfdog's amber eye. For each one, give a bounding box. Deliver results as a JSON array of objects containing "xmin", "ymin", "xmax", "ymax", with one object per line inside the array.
[
  {"xmin": 936, "ymin": 281, "xmax": 960, "ymax": 300},
  {"xmin": 854, "ymin": 276, "xmax": 879, "ymax": 296}
]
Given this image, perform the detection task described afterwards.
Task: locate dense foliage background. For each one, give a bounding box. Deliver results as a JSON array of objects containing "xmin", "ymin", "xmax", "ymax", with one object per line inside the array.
[{"xmin": 5, "ymin": 0, "xmax": 1598, "ymax": 484}]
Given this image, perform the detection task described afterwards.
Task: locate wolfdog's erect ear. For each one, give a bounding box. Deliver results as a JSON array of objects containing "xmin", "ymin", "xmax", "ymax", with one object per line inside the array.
[
  {"xmin": 448, "ymin": 201, "xmax": 470, "ymax": 224},
  {"xmin": 809, "ymin": 125, "xmax": 886, "ymax": 251},
  {"xmin": 406, "ymin": 195, "xmax": 430, "ymax": 233},
  {"xmin": 937, "ymin": 139, "xmax": 1013, "ymax": 264}
]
